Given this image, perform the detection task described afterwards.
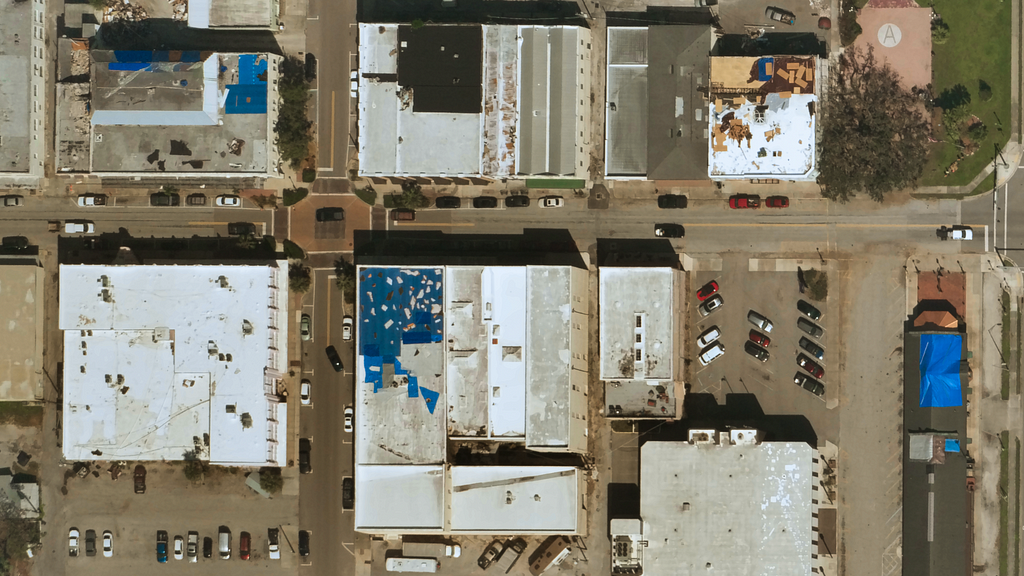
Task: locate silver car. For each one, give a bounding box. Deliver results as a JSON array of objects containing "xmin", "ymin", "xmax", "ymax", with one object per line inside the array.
[
  {"xmin": 747, "ymin": 310, "xmax": 774, "ymax": 333},
  {"xmin": 698, "ymin": 295, "xmax": 724, "ymax": 317}
]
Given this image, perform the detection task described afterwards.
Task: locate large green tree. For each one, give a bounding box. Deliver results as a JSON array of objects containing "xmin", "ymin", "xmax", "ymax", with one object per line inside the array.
[{"xmin": 817, "ymin": 46, "xmax": 930, "ymax": 202}]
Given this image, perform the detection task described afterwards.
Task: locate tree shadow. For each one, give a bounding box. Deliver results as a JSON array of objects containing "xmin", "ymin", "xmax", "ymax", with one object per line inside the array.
[{"xmin": 934, "ymin": 84, "xmax": 971, "ymax": 110}]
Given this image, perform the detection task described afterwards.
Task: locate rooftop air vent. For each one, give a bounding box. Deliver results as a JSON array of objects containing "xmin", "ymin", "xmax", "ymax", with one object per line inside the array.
[
  {"xmin": 242, "ymin": 320, "xmax": 253, "ymax": 335},
  {"xmin": 225, "ymin": 404, "xmax": 236, "ymax": 414}
]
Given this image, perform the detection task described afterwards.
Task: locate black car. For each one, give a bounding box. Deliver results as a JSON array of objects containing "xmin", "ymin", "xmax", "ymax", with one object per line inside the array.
[
  {"xmin": 85, "ymin": 530, "xmax": 96, "ymax": 557},
  {"xmin": 657, "ymin": 194, "xmax": 687, "ymax": 209},
  {"xmin": 150, "ymin": 192, "xmax": 180, "ymax": 207},
  {"xmin": 435, "ymin": 196, "xmax": 462, "ymax": 209},
  {"xmin": 203, "ymin": 537, "xmax": 213, "ymax": 559},
  {"xmin": 1, "ymin": 236, "xmax": 29, "ymax": 249},
  {"xmin": 299, "ymin": 438, "xmax": 312, "ymax": 474},
  {"xmin": 325, "ymin": 345, "xmax": 343, "ymax": 372},
  {"xmin": 797, "ymin": 299, "xmax": 822, "ymax": 321},
  {"xmin": 654, "ymin": 223, "xmax": 684, "ymax": 238},
  {"xmin": 305, "ymin": 53, "xmax": 318, "ymax": 81},
  {"xmin": 298, "ymin": 530, "xmax": 310, "ymax": 556},
  {"xmin": 797, "ymin": 317, "xmax": 824, "ymax": 338},
  {"xmin": 743, "ymin": 341, "xmax": 769, "ymax": 362},
  {"xmin": 227, "ymin": 222, "xmax": 256, "ymax": 236},
  {"xmin": 505, "ymin": 195, "xmax": 530, "ymax": 208},
  {"xmin": 342, "ymin": 477, "xmax": 354, "ymax": 510},
  {"xmin": 315, "ymin": 207, "xmax": 345, "ymax": 222},
  {"xmin": 794, "ymin": 372, "xmax": 825, "ymax": 396},
  {"xmin": 799, "ymin": 337, "xmax": 824, "ymax": 360},
  {"xmin": 472, "ymin": 196, "xmax": 498, "ymax": 208}
]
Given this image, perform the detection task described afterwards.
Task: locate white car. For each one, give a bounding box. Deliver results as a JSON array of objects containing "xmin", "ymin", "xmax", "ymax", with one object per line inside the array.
[
  {"xmin": 699, "ymin": 342, "xmax": 726, "ymax": 366},
  {"xmin": 65, "ymin": 221, "xmax": 95, "ymax": 234},
  {"xmin": 344, "ymin": 407, "xmax": 353, "ymax": 433},
  {"xmin": 174, "ymin": 535, "xmax": 183, "ymax": 560},
  {"xmin": 342, "ymin": 316, "xmax": 353, "ymax": 341},
  {"xmin": 540, "ymin": 196, "xmax": 564, "ymax": 208},
  {"xmin": 446, "ymin": 544, "xmax": 462, "ymax": 558},
  {"xmin": 77, "ymin": 194, "xmax": 106, "ymax": 207},
  {"xmin": 300, "ymin": 380, "xmax": 311, "ymax": 406},
  {"xmin": 696, "ymin": 326, "xmax": 721, "ymax": 348},
  {"xmin": 69, "ymin": 528, "xmax": 80, "ymax": 557},
  {"xmin": 2, "ymin": 195, "xmax": 23, "ymax": 207},
  {"xmin": 102, "ymin": 531, "xmax": 113, "ymax": 558},
  {"xmin": 216, "ymin": 195, "xmax": 241, "ymax": 207},
  {"xmin": 350, "ymin": 70, "xmax": 358, "ymax": 98}
]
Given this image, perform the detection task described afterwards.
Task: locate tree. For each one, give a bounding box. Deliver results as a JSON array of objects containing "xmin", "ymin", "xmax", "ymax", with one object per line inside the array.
[
  {"xmin": 274, "ymin": 58, "xmax": 313, "ymax": 169},
  {"xmin": 334, "ymin": 257, "xmax": 357, "ymax": 300},
  {"xmin": 258, "ymin": 467, "xmax": 284, "ymax": 494},
  {"xmin": 931, "ymin": 20, "xmax": 950, "ymax": 44},
  {"xmin": 817, "ymin": 46, "xmax": 930, "ymax": 202},
  {"xmin": 979, "ymin": 80, "xmax": 993, "ymax": 102},
  {"xmin": 289, "ymin": 263, "xmax": 312, "ymax": 293},
  {"xmin": 389, "ymin": 181, "xmax": 431, "ymax": 209},
  {"xmin": 182, "ymin": 450, "xmax": 206, "ymax": 482}
]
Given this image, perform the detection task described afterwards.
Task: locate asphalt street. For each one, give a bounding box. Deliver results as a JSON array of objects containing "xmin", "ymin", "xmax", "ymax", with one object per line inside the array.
[
  {"xmin": 963, "ymin": 165, "xmax": 1024, "ymax": 259},
  {"xmin": 306, "ymin": 0, "xmax": 358, "ymax": 176}
]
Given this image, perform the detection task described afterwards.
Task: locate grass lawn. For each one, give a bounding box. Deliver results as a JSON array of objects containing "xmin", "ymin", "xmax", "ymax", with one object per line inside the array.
[
  {"xmin": 1002, "ymin": 431, "xmax": 1010, "ymax": 576},
  {"xmin": 0, "ymin": 404, "xmax": 42, "ymax": 427},
  {"xmin": 1004, "ymin": 291, "xmax": 1011, "ymax": 399},
  {"xmin": 917, "ymin": 0, "xmax": 1012, "ymax": 186}
]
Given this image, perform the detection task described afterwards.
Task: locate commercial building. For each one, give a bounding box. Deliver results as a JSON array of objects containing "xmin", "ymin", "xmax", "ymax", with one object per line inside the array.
[
  {"xmin": 354, "ymin": 265, "xmax": 589, "ymax": 535},
  {"xmin": 59, "ymin": 263, "xmax": 289, "ymax": 466},
  {"xmin": 0, "ymin": 0, "xmax": 47, "ymax": 186},
  {"xmin": 84, "ymin": 50, "xmax": 281, "ymax": 178},
  {"xmin": 0, "ymin": 261, "xmax": 44, "ymax": 401},
  {"xmin": 638, "ymin": 431, "xmax": 820, "ymax": 576},
  {"xmin": 357, "ymin": 24, "xmax": 591, "ymax": 179},
  {"xmin": 599, "ymin": 267, "xmax": 683, "ymax": 418},
  {"xmin": 186, "ymin": 0, "xmax": 279, "ymax": 29}
]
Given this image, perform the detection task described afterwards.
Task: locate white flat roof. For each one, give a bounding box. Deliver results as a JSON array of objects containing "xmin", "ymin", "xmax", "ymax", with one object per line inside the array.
[
  {"xmin": 640, "ymin": 441, "xmax": 815, "ymax": 576},
  {"xmin": 450, "ymin": 466, "xmax": 579, "ymax": 532},
  {"xmin": 355, "ymin": 464, "xmax": 445, "ymax": 531},
  {"xmin": 59, "ymin": 264, "xmax": 288, "ymax": 466},
  {"xmin": 599, "ymin": 268, "xmax": 674, "ymax": 381},
  {"xmin": 525, "ymin": 266, "xmax": 573, "ymax": 447}
]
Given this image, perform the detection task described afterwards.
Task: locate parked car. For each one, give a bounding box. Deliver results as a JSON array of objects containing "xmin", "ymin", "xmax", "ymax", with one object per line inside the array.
[
  {"xmin": 473, "ymin": 196, "xmax": 499, "ymax": 208},
  {"xmin": 85, "ymin": 530, "xmax": 96, "ymax": 557},
  {"xmin": 239, "ymin": 532, "xmax": 250, "ymax": 560},
  {"xmin": 298, "ymin": 531, "xmax": 310, "ymax": 557},
  {"xmin": 540, "ymin": 196, "xmax": 564, "ymax": 208},
  {"xmin": 747, "ymin": 310, "xmax": 774, "ymax": 333},
  {"xmin": 478, "ymin": 540, "xmax": 503, "ymax": 569},
  {"xmin": 494, "ymin": 538, "xmax": 527, "ymax": 573},
  {"xmin": 64, "ymin": 221, "xmax": 95, "ymax": 234},
  {"xmin": 299, "ymin": 439, "xmax": 312, "ymax": 474},
  {"xmin": 69, "ymin": 528, "xmax": 80, "ymax": 557},
  {"xmin": 699, "ymin": 342, "xmax": 726, "ymax": 366},
  {"xmin": 300, "ymin": 380, "xmax": 312, "ymax": 405},
  {"xmin": 315, "ymin": 207, "xmax": 345, "ymax": 221},
  {"xmin": 174, "ymin": 535, "xmax": 183, "ymax": 560},
  {"xmin": 344, "ymin": 407, "xmax": 354, "ymax": 433},
  {"xmin": 797, "ymin": 354, "xmax": 824, "ymax": 378},
  {"xmin": 729, "ymin": 194, "xmax": 760, "ymax": 209},
  {"xmin": 654, "ymin": 223, "xmax": 684, "ymax": 238},
  {"xmin": 766, "ymin": 6, "xmax": 796, "ymax": 24},
  {"xmin": 696, "ymin": 280, "xmax": 719, "ymax": 301},
  {"xmin": 435, "ymin": 196, "xmax": 462, "ymax": 209},
  {"xmin": 103, "ymin": 531, "xmax": 113, "ymax": 558},
  {"xmin": 390, "ymin": 208, "xmax": 416, "ymax": 221},
  {"xmin": 699, "ymin": 294, "xmax": 724, "ymax": 317},
  {"xmin": 794, "ymin": 372, "xmax": 825, "ymax": 396},
  {"xmin": 1, "ymin": 236, "xmax": 28, "ymax": 249},
  {"xmin": 749, "ymin": 329, "xmax": 771, "ymax": 347},
  {"xmin": 156, "ymin": 531, "xmax": 168, "ymax": 563},
  {"xmin": 799, "ymin": 337, "xmax": 825, "ymax": 360},
  {"xmin": 134, "ymin": 464, "xmax": 146, "ymax": 494},
  {"xmin": 268, "ymin": 528, "xmax": 280, "ymax": 560},
  {"xmin": 150, "ymin": 192, "xmax": 180, "ymax": 206},
  {"xmin": 2, "ymin": 195, "xmax": 23, "ymax": 207},
  {"xmin": 697, "ymin": 326, "xmax": 722, "ymax": 348},
  {"xmin": 797, "ymin": 299, "xmax": 822, "ymax": 320},
  {"xmin": 186, "ymin": 193, "xmax": 207, "ymax": 206},
  {"xmin": 343, "ymin": 315, "xmax": 353, "ymax": 341},
  {"xmin": 447, "ymin": 544, "xmax": 462, "ymax": 558},
  {"xmin": 342, "ymin": 477, "xmax": 354, "ymax": 510},
  {"xmin": 657, "ymin": 194, "xmax": 687, "ymax": 209},
  {"xmin": 765, "ymin": 196, "xmax": 789, "ymax": 208},
  {"xmin": 301, "ymin": 314, "xmax": 311, "ymax": 341},
  {"xmin": 203, "ymin": 537, "xmax": 213, "ymax": 559},
  {"xmin": 505, "ymin": 195, "xmax": 530, "ymax": 208},
  {"xmin": 187, "ymin": 532, "xmax": 198, "ymax": 563},
  {"xmin": 350, "ymin": 70, "xmax": 358, "ymax": 98},
  {"xmin": 77, "ymin": 194, "xmax": 106, "ymax": 207},
  {"xmin": 325, "ymin": 345, "xmax": 343, "ymax": 372},
  {"xmin": 744, "ymin": 341, "xmax": 770, "ymax": 362},
  {"xmin": 797, "ymin": 317, "xmax": 824, "ymax": 338},
  {"xmin": 227, "ymin": 222, "xmax": 256, "ymax": 236},
  {"xmin": 216, "ymin": 195, "xmax": 241, "ymax": 207}
]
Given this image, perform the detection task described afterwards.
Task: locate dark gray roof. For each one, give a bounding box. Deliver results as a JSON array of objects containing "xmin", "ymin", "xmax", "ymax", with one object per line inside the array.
[
  {"xmin": 647, "ymin": 26, "xmax": 712, "ymax": 180},
  {"xmin": 519, "ymin": 27, "xmax": 579, "ymax": 176},
  {"xmin": 397, "ymin": 25, "xmax": 482, "ymax": 114},
  {"xmin": 902, "ymin": 330, "xmax": 969, "ymax": 576}
]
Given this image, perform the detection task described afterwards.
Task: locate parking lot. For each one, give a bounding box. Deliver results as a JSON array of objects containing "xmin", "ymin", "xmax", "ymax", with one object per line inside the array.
[
  {"xmin": 688, "ymin": 254, "xmax": 838, "ymax": 442},
  {"xmin": 51, "ymin": 461, "xmax": 300, "ymax": 576},
  {"xmin": 367, "ymin": 535, "xmax": 573, "ymax": 576}
]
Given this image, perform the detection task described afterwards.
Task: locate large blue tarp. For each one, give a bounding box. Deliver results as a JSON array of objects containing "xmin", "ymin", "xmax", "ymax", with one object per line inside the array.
[
  {"xmin": 919, "ymin": 333, "xmax": 963, "ymax": 407},
  {"xmin": 225, "ymin": 85, "xmax": 268, "ymax": 114},
  {"xmin": 945, "ymin": 439, "xmax": 961, "ymax": 453},
  {"xmin": 757, "ymin": 57, "xmax": 775, "ymax": 81}
]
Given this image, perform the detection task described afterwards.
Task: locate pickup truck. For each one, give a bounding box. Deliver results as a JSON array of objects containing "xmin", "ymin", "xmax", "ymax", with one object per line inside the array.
[
  {"xmin": 77, "ymin": 194, "xmax": 106, "ymax": 207},
  {"xmin": 65, "ymin": 221, "xmax": 95, "ymax": 234},
  {"xmin": 938, "ymin": 225, "xmax": 973, "ymax": 240},
  {"xmin": 156, "ymin": 531, "xmax": 168, "ymax": 563}
]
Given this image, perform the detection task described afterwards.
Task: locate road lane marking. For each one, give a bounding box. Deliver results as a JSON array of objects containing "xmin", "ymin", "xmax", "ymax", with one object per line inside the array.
[
  {"xmin": 330, "ymin": 91, "xmax": 336, "ymax": 170},
  {"xmin": 391, "ymin": 222, "xmax": 476, "ymax": 227}
]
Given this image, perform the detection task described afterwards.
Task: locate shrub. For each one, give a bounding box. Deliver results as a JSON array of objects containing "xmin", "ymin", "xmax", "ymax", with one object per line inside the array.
[
  {"xmin": 283, "ymin": 187, "xmax": 309, "ymax": 206},
  {"xmin": 979, "ymin": 80, "xmax": 993, "ymax": 102},
  {"xmin": 283, "ymin": 239, "xmax": 306, "ymax": 260},
  {"xmin": 968, "ymin": 122, "xmax": 989, "ymax": 143},
  {"xmin": 289, "ymin": 263, "xmax": 312, "ymax": 293},
  {"xmin": 354, "ymin": 186, "xmax": 377, "ymax": 206},
  {"xmin": 803, "ymin": 269, "xmax": 829, "ymax": 302},
  {"xmin": 335, "ymin": 257, "xmax": 357, "ymax": 299},
  {"xmin": 387, "ymin": 181, "xmax": 431, "ymax": 209},
  {"xmin": 931, "ymin": 20, "xmax": 950, "ymax": 44},
  {"xmin": 259, "ymin": 467, "xmax": 284, "ymax": 494},
  {"xmin": 839, "ymin": 2, "xmax": 862, "ymax": 47},
  {"xmin": 302, "ymin": 168, "xmax": 317, "ymax": 183}
]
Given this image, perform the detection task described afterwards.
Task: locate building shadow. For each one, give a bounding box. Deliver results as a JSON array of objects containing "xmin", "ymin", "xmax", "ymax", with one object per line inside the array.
[
  {"xmin": 595, "ymin": 238, "xmax": 681, "ymax": 268},
  {"xmin": 353, "ymin": 229, "xmax": 588, "ymax": 269},
  {"xmin": 360, "ymin": 0, "xmax": 584, "ymax": 27},
  {"xmin": 58, "ymin": 232, "xmax": 281, "ymax": 265}
]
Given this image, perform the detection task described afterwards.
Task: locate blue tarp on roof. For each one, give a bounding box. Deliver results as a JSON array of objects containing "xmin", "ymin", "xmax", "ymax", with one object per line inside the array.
[
  {"xmin": 945, "ymin": 439, "xmax": 961, "ymax": 453},
  {"xmin": 225, "ymin": 84, "xmax": 268, "ymax": 114},
  {"xmin": 919, "ymin": 333, "xmax": 963, "ymax": 408},
  {"xmin": 757, "ymin": 57, "xmax": 775, "ymax": 81}
]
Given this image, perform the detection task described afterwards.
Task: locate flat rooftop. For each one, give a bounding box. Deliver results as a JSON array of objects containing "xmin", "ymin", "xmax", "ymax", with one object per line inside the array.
[
  {"xmin": 189, "ymin": 0, "xmax": 276, "ymax": 28},
  {"xmin": 640, "ymin": 439, "xmax": 816, "ymax": 576},
  {"xmin": 709, "ymin": 56, "xmax": 818, "ymax": 180},
  {"xmin": 59, "ymin": 264, "xmax": 289, "ymax": 466},
  {"xmin": 0, "ymin": 0, "xmax": 34, "ymax": 173},
  {"xmin": 606, "ymin": 27, "xmax": 649, "ymax": 177},
  {"xmin": 599, "ymin": 268, "xmax": 674, "ymax": 381},
  {"xmin": 518, "ymin": 26, "xmax": 580, "ymax": 176},
  {"xmin": 90, "ymin": 51, "xmax": 277, "ymax": 175},
  {"xmin": 0, "ymin": 264, "xmax": 44, "ymax": 401}
]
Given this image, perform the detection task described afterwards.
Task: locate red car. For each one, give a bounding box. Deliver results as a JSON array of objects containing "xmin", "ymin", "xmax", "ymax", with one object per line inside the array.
[
  {"xmin": 696, "ymin": 281, "xmax": 719, "ymax": 301},
  {"xmin": 797, "ymin": 354, "xmax": 824, "ymax": 379},
  {"xmin": 239, "ymin": 532, "xmax": 250, "ymax": 560},
  {"xmin": 765, "ymin": 196, "xmax": 789, "ymax": 208},
  {"xmin": 749, "ymin": 330, "xmax": 771, "ymax": 347},
  {"xmin": 729, "ymin": 194, "xmax": 761, "ymax": 209}
]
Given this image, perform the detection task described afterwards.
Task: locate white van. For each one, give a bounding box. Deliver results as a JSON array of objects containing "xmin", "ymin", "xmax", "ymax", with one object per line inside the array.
[
  {"xmin": 218, "ymin": 528, "xmax": 231, "ymax": 560},
  {"xmin": 385, "ymin": 557, "xmax": 439, "ymax": 573},
  {"xmin": 696, "ymin": 326, "xmax": 721, "ymax": 348},
  {"xmin": 699, "ymin": 343, "xmax": 725, "ymax": 366}
]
